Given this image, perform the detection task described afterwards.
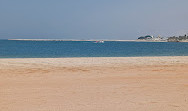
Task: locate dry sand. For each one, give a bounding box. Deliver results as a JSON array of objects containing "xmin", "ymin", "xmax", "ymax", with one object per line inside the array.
[{"xmin": 1, "ymin": 56, "xmax": 188, "ymax": 111}]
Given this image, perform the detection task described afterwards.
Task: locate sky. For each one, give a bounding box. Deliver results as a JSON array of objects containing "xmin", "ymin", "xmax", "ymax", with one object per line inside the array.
[{"xmin": 0, "ymin": 0, "xmax": 188, "ymax": 40}]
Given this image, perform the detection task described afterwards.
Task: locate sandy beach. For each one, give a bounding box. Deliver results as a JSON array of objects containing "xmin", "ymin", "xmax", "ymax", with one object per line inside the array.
[{"xmin": 1, "ymin": 56, "xmax": 188, "ymax": 111}]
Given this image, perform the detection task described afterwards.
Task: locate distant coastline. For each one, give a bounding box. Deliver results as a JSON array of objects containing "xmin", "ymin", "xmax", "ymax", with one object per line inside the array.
[
  {"xmin": 8, "ymin": 39, "xmax": 166, "ymax": 42},
  {"xmin": 7, "ymin": 38, "xmax": 188, "ymax": 42},
  {"xmin": 8, "ymin": 39, "xmax": 137, "ymax": 42},
  {"xmin": 137, "ymin": 34, "xmax": 188, "ymax": 42}
]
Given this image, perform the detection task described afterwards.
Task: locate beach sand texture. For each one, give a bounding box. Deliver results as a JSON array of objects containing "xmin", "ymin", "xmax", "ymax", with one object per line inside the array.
[{"xmin": 1, "ymin": 57, "xmax": 188, "ymax": 111}]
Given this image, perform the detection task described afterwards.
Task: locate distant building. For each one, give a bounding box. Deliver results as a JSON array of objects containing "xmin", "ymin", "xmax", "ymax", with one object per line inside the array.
[
  {"xmin": 137, "ymin": 35, "xmax": 166, "ymax": 42},
  {"xmin": 138, "ymin": 35, "xmax": 153, "ymax": 40}
]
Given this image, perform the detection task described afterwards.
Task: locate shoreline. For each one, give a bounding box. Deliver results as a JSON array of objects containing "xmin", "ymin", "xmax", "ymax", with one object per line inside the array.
[{"xmin": 0, "ymin": 55, "xmax": 188, "ymax": 59}]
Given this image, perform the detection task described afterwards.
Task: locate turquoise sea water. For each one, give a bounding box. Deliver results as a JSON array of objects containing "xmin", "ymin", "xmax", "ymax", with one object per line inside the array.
[{"xmin": 0, "ymin": 40, "xmax": 188, "ymax": 58}]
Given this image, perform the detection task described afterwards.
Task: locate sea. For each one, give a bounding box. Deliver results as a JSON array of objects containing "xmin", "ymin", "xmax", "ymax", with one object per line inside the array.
[{"xmin": 0, "ymin": 40, "xmax": 188, "ymax": 58}]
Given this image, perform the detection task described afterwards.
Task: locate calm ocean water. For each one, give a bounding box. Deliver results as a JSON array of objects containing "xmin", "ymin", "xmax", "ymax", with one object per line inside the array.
[{"xmin": 0, "ymin": 40, "xmax": 188, "ymax": 58}]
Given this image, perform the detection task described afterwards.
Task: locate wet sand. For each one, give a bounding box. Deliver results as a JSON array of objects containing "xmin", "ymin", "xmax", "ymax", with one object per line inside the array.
[{"xmin": 1, "ymin": 57, "xmax": 188, "ymax": 111}]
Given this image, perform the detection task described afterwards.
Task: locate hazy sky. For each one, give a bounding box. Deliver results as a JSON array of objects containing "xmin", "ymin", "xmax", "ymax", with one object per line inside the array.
[{"xmin": 0, "ymin": 0, "xmax": 188, "ymax": 39}]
